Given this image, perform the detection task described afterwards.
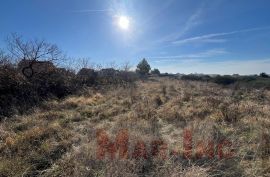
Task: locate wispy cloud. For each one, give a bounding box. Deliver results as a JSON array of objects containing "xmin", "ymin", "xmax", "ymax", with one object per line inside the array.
[
  {"xmin": 132, "ymin": 6, "xmax": 204, "ymax": 54},
  {"xmin": 150, "ymin": 48, "xmax": 228, "ymax": 63},
  {"xmin": 155, "ymin": 6, "xmax": 204, "ymax": 44},
  {"xmin": 175, "ymin": 6, "xmax": 203, "ymax": 36},
  {"xmin": 172, "ymin": 26, "xmax": 270, "ymax": 45}
]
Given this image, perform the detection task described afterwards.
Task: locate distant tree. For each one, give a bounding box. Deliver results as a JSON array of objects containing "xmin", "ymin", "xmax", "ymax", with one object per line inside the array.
[
  {"xmin": 151, "ymin": 68, "xmax": 160, "ymax": 75},
  {"xmin": 260, "ymin": 72, "xmax": 269, "ymax": 78},
  {"xmin": 136, "ymin": 58, "xmax": 151, "ymax": 75},
  {"xmin": 7, "ymin": 33, "xmax": 62, "ymax": 62},
  {"xmin": 7, "ymin": 33, "xmax": 63, "ymax": 78}
]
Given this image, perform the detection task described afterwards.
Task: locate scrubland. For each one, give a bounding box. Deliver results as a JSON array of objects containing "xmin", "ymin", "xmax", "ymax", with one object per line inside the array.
[{"xmin": 0, "ymin": 77, "xmax": 269, "ymax": 177}]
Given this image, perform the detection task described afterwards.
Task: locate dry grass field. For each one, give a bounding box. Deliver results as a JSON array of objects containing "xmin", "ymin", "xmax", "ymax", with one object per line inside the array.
[{"xmin": 0, "ymin": 77, "xmax": 269, "ymax": 177}]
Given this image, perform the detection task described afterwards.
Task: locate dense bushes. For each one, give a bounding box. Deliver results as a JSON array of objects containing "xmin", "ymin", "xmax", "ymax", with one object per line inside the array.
[
  {"xmin": 213, "ymin": 75, "xmax": 270, "ymax": 88},
  {"xmin": 180, "ymin": 74, "xmax": 270, "ymax": 89},
  {"xmin": 97, "ymin": 68, "xmax": 138, "ymax": 85},
  {"xmin": 31, "ymin": 68, "xmax": 77, "ymax": 98},
  {"xmin": 0, "ymin": 64, "xmax": 35, "ymax": 117},
  {"xmin": 239, "ymin": 77, "xmax": 270, "ymax": 89},
  {"xmin": 117, "ymin": 70, "xmax": 138, "ymax": 84},
  {"xmin": 213, "ymin": 75, "xmax": 237, "ymax": 85},
  {"xmin": 181, "ymin": 74, "xmax": 211, "ymax": 81},
  {"xmin": 0, "ymin": 33, "xmax": 140, "ymax": 118},
  {"xmin": 77, "ymin": 68, "xmax": 97, "ymax": 86},
  {"xmin": 259, "ymin": 72, "xmax": 269, "ymax": 78},
  {"xmin": 0, "ymin": 59, "xmax": 138, "ymax": 118},
  {"xmin": 0, "ymin": 62, "xmax": 78, "ymax": 118}
]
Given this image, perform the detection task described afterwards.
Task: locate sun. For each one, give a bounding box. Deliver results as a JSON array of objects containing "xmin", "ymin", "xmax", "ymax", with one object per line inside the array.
[{"xmin": 118, "ymin": 16, "xmax": 130, "ymax": 30}]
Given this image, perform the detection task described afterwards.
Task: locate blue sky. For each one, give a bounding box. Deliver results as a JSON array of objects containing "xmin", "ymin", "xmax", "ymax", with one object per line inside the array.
[{"xmin": 1, "ymin": 0, "xmax": 270, "ymax": 74}]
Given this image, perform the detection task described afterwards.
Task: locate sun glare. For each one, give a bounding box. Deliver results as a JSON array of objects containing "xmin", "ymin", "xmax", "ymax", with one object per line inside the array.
[{"xmin": 118, "ymin": 16, "xmax": 130, "ymax": 30}]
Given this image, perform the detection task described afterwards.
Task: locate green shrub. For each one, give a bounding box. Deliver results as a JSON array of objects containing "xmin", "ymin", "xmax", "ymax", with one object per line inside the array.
[{"xmin": 136, "ymin": 58, "xmax": 151, "ymax": 76}]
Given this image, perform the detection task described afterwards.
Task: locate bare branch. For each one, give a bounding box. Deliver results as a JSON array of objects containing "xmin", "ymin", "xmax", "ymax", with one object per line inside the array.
[
  {"xmin": 6, "ymin": 33, "xmax": 62, "ymax": 62},
  {"xmin": 121, "ymin": 61, "xmax": 132, "ymax": 71}
]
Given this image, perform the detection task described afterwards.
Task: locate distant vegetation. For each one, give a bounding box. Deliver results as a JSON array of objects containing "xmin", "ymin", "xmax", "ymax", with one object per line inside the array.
[
  {"xmin": 151, "ymin": 68, "xmax": 161, "ymax": 75},
  {"xmin": 180, "ymin": 73, "xmax": 270, "ymax": 88}
]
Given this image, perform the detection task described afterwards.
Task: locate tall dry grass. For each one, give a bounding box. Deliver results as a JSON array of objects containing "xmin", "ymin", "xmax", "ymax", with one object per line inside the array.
[{"xmin": 0, "ymin": 77, "xmax": 269, "ymax": 176}]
